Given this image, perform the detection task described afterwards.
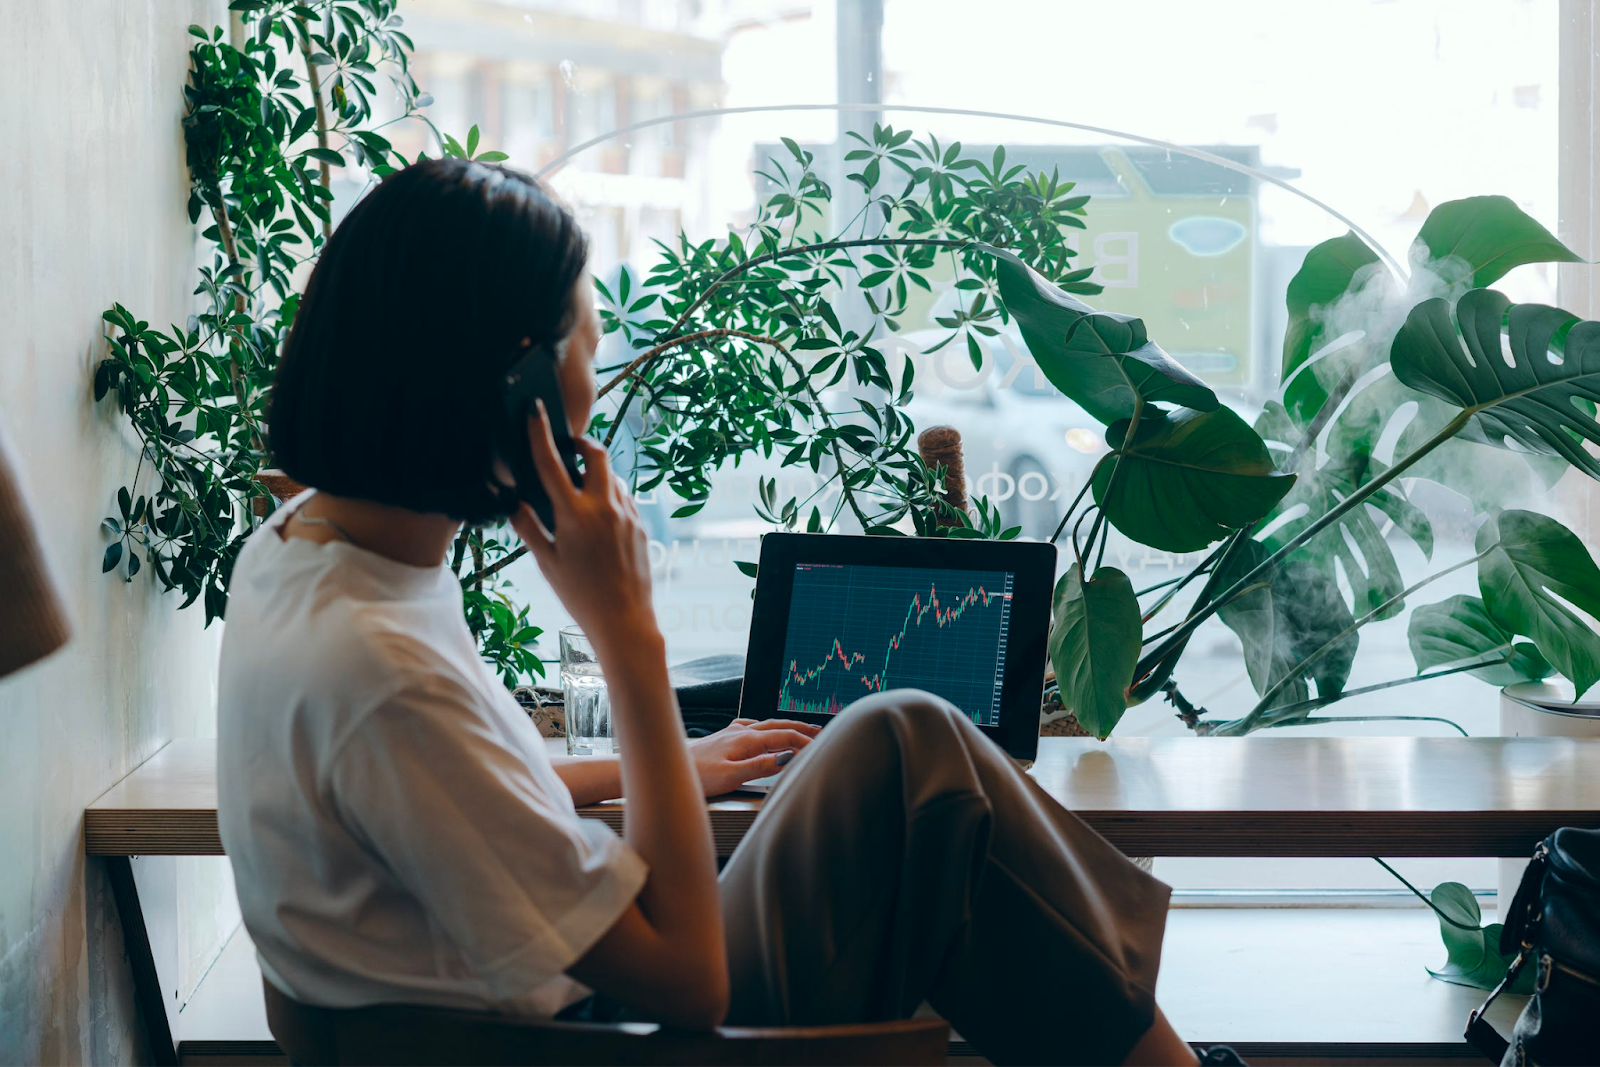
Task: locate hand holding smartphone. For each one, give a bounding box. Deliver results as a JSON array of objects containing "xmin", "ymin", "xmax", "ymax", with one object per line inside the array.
[
  {"xmin": 499, "ymin": 340, "xmax": 584, "ymax": 531},
  {"xmin": 502, "ymin": 338, "xmax": 659, "ymax": 654}
]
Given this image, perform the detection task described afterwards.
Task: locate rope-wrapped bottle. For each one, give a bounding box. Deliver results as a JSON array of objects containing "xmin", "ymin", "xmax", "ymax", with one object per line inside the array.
[{"xmin": 916, "ymin": 425, "xmax": 969, "ymax": 528}]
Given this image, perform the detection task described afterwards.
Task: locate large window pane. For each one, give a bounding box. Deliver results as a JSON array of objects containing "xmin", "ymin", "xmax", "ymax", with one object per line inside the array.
[{"xmin": 391, "ymin": 1, "xmax": 1562, "ymax": 895}]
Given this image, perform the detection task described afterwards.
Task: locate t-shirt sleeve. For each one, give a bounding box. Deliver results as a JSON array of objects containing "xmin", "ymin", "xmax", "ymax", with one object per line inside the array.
[{"xmin": 326, "ymin": 674, "xmax": 647, "ymax": 1006}]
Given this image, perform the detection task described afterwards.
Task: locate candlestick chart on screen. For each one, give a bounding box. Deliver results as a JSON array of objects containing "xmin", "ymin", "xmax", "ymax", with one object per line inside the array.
[{"xmin": 776, "ymin": 562, "xmax": 1014, "ymax": 726}]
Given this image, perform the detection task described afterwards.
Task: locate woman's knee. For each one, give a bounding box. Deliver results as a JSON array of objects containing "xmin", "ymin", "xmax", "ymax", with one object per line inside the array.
[{"xmin": 831, "ymin": 688, "xmax": 975, "ymax": 747}]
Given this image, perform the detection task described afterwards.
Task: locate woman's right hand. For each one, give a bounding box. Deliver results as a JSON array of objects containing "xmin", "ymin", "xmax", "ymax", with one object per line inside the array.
[{"xmin": 510, "ymin": 401, "xmax": 659, "ymax": 652}]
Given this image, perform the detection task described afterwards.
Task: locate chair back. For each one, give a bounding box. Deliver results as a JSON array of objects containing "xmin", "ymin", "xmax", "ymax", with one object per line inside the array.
[{"xmin": 263, "ymin": 980, "xmax": 948, "ymax": 1066}]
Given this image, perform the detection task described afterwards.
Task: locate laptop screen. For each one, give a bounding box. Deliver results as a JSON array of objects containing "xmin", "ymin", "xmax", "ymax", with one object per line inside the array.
[
  {"xmin": 741, "ymin": 533, "xmax": 1055, "ymax": 760},
  {"xmin": 775, "ymin": 562, "xmax": 1015, "ymax": 727}
]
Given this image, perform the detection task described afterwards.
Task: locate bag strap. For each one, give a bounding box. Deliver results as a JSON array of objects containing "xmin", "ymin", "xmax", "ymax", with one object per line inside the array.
[{"xmin": 1464, "ymin": 945, "xmax": 1530, "ymax": 1064}]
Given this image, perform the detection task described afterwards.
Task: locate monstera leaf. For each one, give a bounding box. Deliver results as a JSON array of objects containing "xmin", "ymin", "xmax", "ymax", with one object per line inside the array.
[
  {"xmin": 987, "ymin": 245, "xmax": 1218, "ymax": 424},
  {"xmin": 1386, "ymin": 381, "xmax": 1573, "ymax": 507},
  {"xmin": 1280, "ymin": 232, "xmax": 1393, "ymax": 426},
  {"xmin": 1477, "ymin": 510, "xmax": 1600, "ymax": 698},
  {"xmin": 1049, "ymin": 564, "xmax": 1140, "ymax": 738},
  {"xmin": 1409, "ymin": 594, "xmax": 1552, "ymax": 687},
  {"xmin": 1412, "ymin": 195, "xmax": 1582, "ymax": 287},
  {"xmin": 1256, "ymin": 402, "xmax": 1432, "ymax": 621},
  {"xmin": 1391, "ymin": 288, "xmax": 1600, "ymax": 478},
  {"xmin": 1215, "ymin": 539, "xmax": 1358, "ymax": 712},
  {"xmin": 1092, "ymin": 407, "xmax": 1295, "ymax": 553},
  {"xmin": 1280, "ymin": 198, "xmax": 1581, "ymax": 432}
]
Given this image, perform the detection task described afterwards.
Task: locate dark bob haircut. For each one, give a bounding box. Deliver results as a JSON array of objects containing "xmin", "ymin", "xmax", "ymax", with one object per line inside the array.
[{"xmin": 269, "ymin": 157, "xmax": 588, "ymax": 524}]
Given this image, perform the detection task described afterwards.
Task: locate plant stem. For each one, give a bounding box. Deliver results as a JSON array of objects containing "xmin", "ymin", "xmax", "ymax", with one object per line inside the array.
[
  {"xmin": 1070, "ymin": 505, "xmax": 1098, "ymax": 571},
  {"xmin": 1134, "ymin": 411, "xmax": 1471, "ymax": 687},
  {"xmin": 1285, "ymin": 716, "xmax": 1470, "ymax": 737},
  {"xmin": 1140, "ymin": 541, "xmax": 1228, "ymax": 622},
  {"xmin": 1233, "ymin": 545, "xmax": 1495, "ymax": 732},
  {"xmin": 1129, "ymin": 528, "xmax": 1252, "ymax": 703},
  {"xmin": 1372, "ymin": 857, "xmax": 1483, "ymax": 929},
  {"xmin": 467, "ymin": 542, "xmax": 526, "ymax": 586},
  {"xmin": 603, "ymin": 372, "xmax": 650, "ymax": 451},
  {"xmin": 296, "ymin": 17, "xmax": 333, "ymax": 238},
  {"xmin": 1081, "ymin": 397, "xmax": 1142, "ymax": 573},
  {"xmin": 208, "ymin": 204, "xmax": 266, "ymax": 455},
  {"xmin": 1137, "ymin": 572, "xmax": 1192, "ymax": 596},
  {"xmin": 1205, "ymin": 653, "xmax": 1508, "ymax": 735},
  {"xmin": 1050, "ymin": 458, "xmax": 1104, "ymax": 544}
]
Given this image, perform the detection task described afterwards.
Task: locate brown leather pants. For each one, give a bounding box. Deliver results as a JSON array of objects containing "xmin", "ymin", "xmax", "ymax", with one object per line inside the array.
[{"xmin": 720, "ymin": 690, "xmax": 1170, "ymax": 1066}]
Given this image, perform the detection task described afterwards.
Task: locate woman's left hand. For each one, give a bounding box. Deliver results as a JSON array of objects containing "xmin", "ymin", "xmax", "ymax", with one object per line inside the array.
[{"xmin": 688, "ymin": 719, "xmax": 821, "ymax": 796}]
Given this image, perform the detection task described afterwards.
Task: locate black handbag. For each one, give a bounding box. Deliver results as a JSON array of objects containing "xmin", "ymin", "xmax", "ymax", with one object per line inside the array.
[{"xmin": 1466, "ymin": 827, "xmax": 1600, "ymax": 1064}]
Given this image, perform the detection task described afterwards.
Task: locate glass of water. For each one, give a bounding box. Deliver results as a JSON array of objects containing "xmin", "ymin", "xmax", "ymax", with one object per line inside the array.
[{"xmin": 561, "ymin": 627, "xmax": 614, "ymax": 756}]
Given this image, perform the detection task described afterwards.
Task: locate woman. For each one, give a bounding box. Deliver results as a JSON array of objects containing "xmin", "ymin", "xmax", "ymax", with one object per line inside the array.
[{"xmin": 217, "ymin": 158, "xmax": 1209, "ymax": 1066}]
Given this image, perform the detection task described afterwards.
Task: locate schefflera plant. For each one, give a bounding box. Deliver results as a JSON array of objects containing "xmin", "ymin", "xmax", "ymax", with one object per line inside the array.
[{"xmin": 1018, "ymin": 196, "xmax": 1600, "ymax": 738}]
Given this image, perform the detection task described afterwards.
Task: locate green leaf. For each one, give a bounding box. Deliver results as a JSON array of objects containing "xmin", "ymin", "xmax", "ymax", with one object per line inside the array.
[
  {"xmin": 985, "ymin": 245, "xmax": 1217, "ymax": 424},
  {"xmin": 1391, "ymin": 288, "xmax": 1600, "ymax": 478},
  {"xmin": 1427, "ymin": 882, "xmax": 1535, "ymax": 993},
  {"xmin": 1279, "ymin": 231, "xmax": 1391, "ymax": 425},
  {"xmin": 734, "ymin": 560, "xmax": 759, "ymax": 579},
  {"xmin": 1048, "ymin": 564, "xmax": 1140, "ymax": 738},
  {"xmin": 1093, "ymin": 408, "xmax": 1295, "ymax": 552},
  {"xmin": 102, "ymin": 542, "xmax": 123, "ymax": 574},
  {"xmin": 1349, "ymin": 373, "xmax": 1570, "ymax": 508},
  {"xmin": 1256, "ymin": 401, "xmax": 1429, "ymax": 620},
  {"xmin": 475, "ymin": 150, "xmax": 508, "ymax": 162},
  {"xmin": 1476, "ymin": 509, "xmax": 1600, "ymax": 697},
  {"xmin": 1216, "ymin": 539, "xmax": 1358, "ymax": 710},
  {"xmin": 466, "ymin": 124, "xmax": 480, "ymax": 157},
  {"xmin": 671, "ymin": 501, "xmax": 706, "ymax": 518},
  {"xmin": 1408, "ymin": 594, "xmax": 1552, "ymax": 687},
  {"xmin": 301, "ymin": 146, "xmax": 345, "ymax": 166},
  {"xmin": 1413, "ymin": 195, "xmax": 1582, "ymax": 288}
]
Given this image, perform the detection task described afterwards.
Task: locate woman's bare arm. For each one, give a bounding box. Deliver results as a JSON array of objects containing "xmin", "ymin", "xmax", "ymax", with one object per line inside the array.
[
  {"xmin": 513, "ymin": 413, "xmax": 726, "ymax": 1028},
  {"xmin": 564, "ymin": 634, "xmax": 727, "ymax": 1026},
  {"xmin": 549, "ymin": 756, "xmax": 622, "ymax": 807},
  {"xmin": 551, "ymin": 719, "xmax": 822, "ymax": 806}
]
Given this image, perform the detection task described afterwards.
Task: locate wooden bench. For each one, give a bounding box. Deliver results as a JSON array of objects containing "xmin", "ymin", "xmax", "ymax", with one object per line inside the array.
[{"xmin": 90, "ymin": 735, "xmax": 1600, "ymax": 1064}]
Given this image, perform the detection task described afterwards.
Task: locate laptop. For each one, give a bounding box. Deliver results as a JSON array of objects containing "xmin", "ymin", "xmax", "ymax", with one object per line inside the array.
[{"xmin": 734, "ymin": 533, "xmax": 1057, "ymax": 789}]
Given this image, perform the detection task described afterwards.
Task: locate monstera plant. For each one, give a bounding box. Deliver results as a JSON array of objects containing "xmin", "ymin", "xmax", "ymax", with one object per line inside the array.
[{"xmin": 1017, "ymin": 195, "xmax": 1599, "ymax": 738}]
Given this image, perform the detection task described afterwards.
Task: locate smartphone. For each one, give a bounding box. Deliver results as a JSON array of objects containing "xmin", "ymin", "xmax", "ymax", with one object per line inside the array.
[{"xmin": 500, "ymin": 340, "xmax": 584, "ymax": 532}]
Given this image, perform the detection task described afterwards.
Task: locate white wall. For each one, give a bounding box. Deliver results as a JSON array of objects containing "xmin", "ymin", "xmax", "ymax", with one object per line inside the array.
[{"xmin": 0, "ymin": 2, "xmax": 232, "ymax": 1062}]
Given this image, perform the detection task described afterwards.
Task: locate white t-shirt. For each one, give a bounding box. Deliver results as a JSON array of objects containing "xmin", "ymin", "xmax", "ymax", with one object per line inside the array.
[{"xmin": 217, "ymin": 495, "xmax": 646, "ymax": 1016}]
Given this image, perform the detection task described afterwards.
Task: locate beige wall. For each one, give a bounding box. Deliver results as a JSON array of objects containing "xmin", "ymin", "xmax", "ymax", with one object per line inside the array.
[{"xmin": 0, "ymin": 2, "xmax": 233, "ymax": 1062}]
